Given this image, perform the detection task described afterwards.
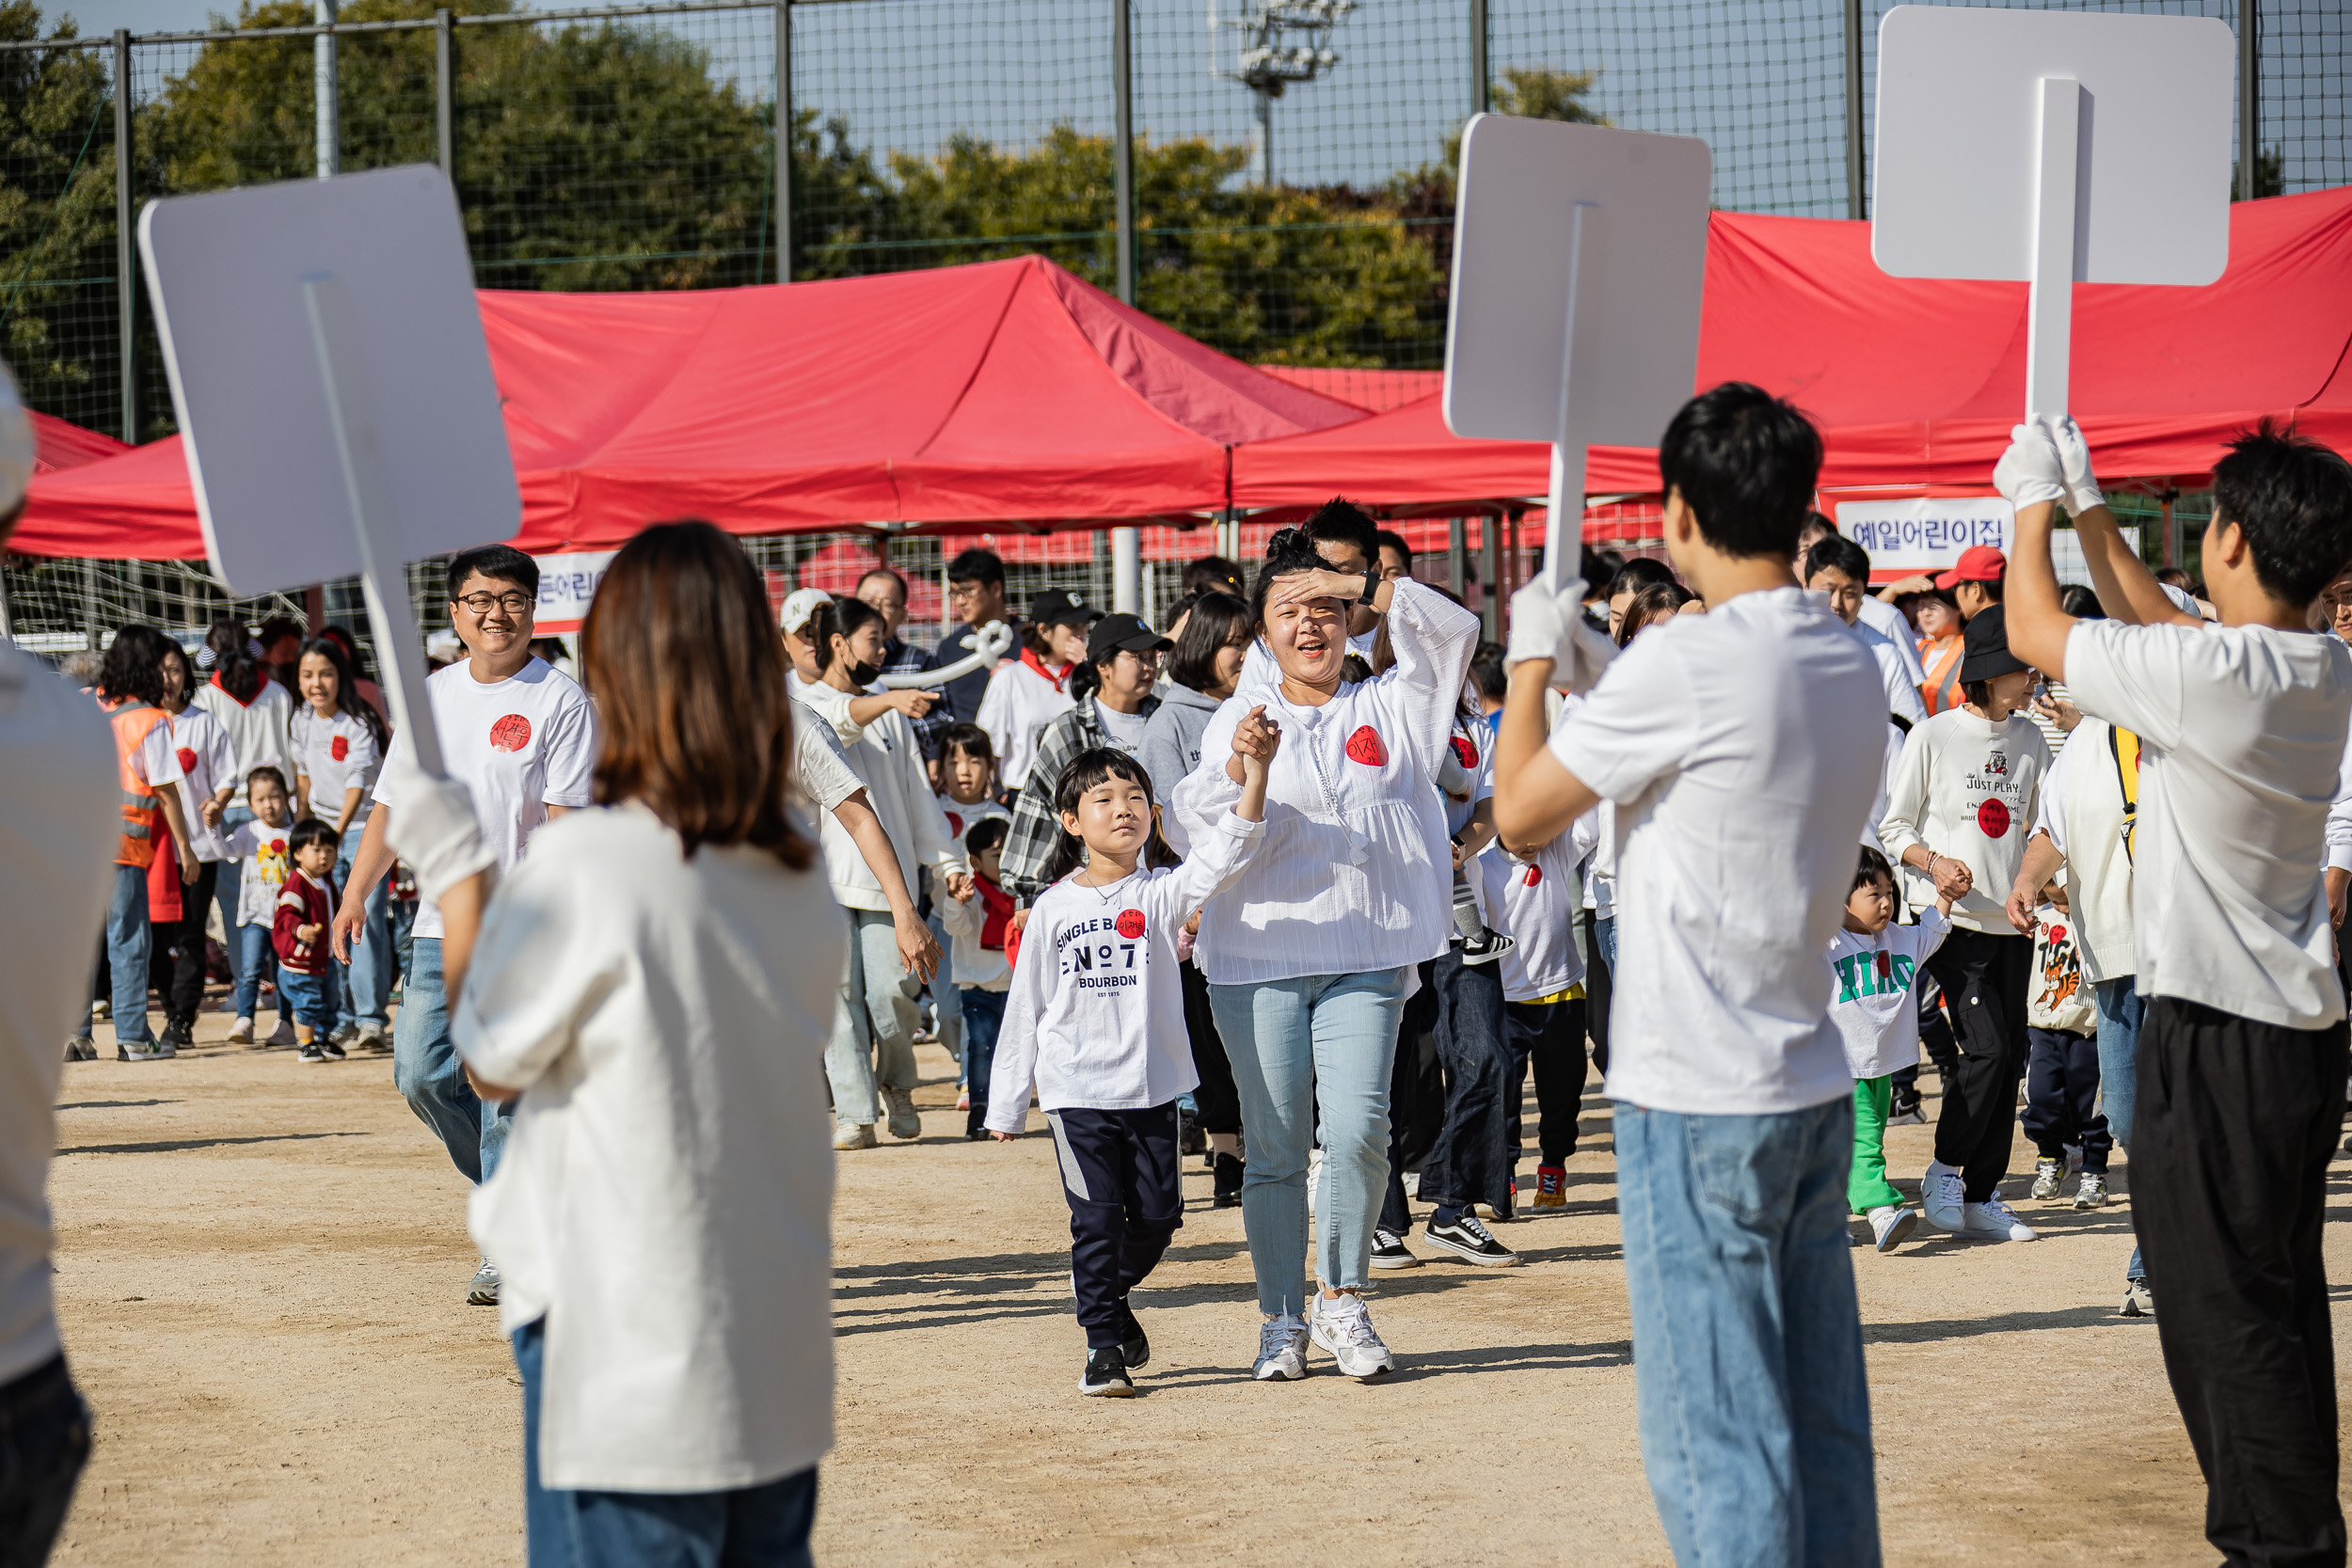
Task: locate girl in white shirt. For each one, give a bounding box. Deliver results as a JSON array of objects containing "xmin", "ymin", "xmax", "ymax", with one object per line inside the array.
[
  {"xmin": 155, "ymin": 641, "xmax": 237, "ymax": 1050},
  {"xmin": 292, "ymin": 636, "xmax": 393, "ymax": 1047},
  {"xmin": 988, "ymin": 723, "xmax": 1277, "ymax": 1397},
  {"xmin": 1170, "ymin": 523, "xmax": 1479, "ymax": 1385},
  {"xmin": 385, "ymin": 521, "xmax": 845, "ymax": 1563},
  {"xmin": 975, "ymin": 590, "xmax": 1090, "ymax": 792}
]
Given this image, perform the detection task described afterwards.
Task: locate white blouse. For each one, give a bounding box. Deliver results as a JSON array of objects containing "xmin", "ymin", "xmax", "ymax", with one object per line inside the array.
[
  {"xmin": 975, "ymin": 657, "xmax": 1074, "ymax": 790},
  {"xmin": 455, "ymin": 805, "xmax": 846, "ymax": 1492},
  {"xmin": 1170, "ymin": 577, "xmax": 1479, "ymax": 986}
]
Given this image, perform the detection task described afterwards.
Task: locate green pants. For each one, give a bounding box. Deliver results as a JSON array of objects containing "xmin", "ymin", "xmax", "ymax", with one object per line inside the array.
[{"xmin": 1849, "ymin": 1074, "xmax": 1906, "ymax": 1215}]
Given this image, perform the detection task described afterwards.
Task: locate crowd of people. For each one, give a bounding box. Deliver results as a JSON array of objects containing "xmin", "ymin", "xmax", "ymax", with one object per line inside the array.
[{"xmin": 4, "ymin": 358, "xmax": 2351, "ymax": 1568}]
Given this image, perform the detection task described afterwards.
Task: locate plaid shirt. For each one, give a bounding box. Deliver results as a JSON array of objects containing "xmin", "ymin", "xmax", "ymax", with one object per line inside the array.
[
  {"xmin": 999, "ymin": 690, "xmax": 1161, "ymax": 904},
  {"xmin": 879, "ymin": 634, "xmax": 946, "ymax": 762}
]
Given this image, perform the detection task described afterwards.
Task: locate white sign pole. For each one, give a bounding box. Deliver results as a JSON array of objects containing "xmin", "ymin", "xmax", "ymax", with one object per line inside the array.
[
  {"xmin": 302, "ymin": 275, "xmax": 446, "ymax": 777},
  {"xmin": 1542, "ymin": 201, "xmax": 1604, "ymax": 592},
  {"xmin": 2024, "ymin": 77, "xmax": 2081, "ymax": 421}
]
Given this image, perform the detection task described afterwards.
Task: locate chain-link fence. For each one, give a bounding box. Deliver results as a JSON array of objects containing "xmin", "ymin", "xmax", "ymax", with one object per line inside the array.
[{"xmin": 1, "ymin": 0, "xmax": 2340, "ymax": 654}]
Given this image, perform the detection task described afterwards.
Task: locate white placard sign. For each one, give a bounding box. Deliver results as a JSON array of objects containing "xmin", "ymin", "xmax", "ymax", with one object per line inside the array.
[
  {"xmin": 1444, "ymin": 113, "xmax": 1710, "ymax": 587},
  {"xmin": 531, "ymin": 551, "xmax": 617, "ymax": 635},
  {"xmin": 1871, "ymin": 7, "xmax": 2232, "ymax": 421},
  {"xmin": 1836, "ymin": 497, "xmax": 2014, "ymax": 578},
  {"xmin": 139, "ymin": 166, "xmax": 520, "ymax": 775}
]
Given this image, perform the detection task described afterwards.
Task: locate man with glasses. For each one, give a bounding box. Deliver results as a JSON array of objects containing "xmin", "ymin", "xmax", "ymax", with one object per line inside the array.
[
  {"xmin": 335, "ymin": 544, "xmax": 599, "ymax": 1306},
  {"xmin": 857, "ymin": 565, "xmax": 945, "ymax": 765},
  {"xmin": 927, "ymin": 548, "xmax": 1020, "ymax": 730}
]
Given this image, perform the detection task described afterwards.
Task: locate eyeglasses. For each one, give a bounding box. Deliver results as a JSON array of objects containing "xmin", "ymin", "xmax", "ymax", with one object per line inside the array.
[{"xmin": 453, "ymin": 592, "xmax": 533, "ymax": 616}]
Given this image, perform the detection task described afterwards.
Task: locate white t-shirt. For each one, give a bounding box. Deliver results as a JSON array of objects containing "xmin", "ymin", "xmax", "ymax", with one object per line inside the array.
[
  {"xmin": 189, "ymin": 674, "xmax": 296, "ymax": 808},
  {"xmin": 373, "ymin": 657, "xmax": 598, "ymax": 942},
  {"xmin": 110, "ymin": 702, "xmax": 185, "ymax": 795},
  {"xmin": 0, "ymin": 648, "xmax": 118, "ymax": 1386},
  {"xmin": 290, "ymin": 705, "xmax": 380, "ymax": 832},
  {"xmin": 1549, "ymin": 587, "xmax": 1885, "ymax": 1116},
  {"xmin": 1826, "ymin": 908, "xmax": 1951, "ymax": 1081},
  {"xmin": 225, "ymin": 816, "xmax": 296, "ymax": 927},
  {"xmin": 1488, "ymin": 806, "xmax": 1597, "ymax": 1003},
  {"xmin": 167, "ymin": 705, "xmax": 239, "ymax": 862},
  {"xmin": 793, "ymin": 687, "xmax": 966, "ymax": 913},
  {"xmin": 1092, "ymin": 700, "xmax": 1151, "ymax": 754},
  {"xmin": 1860, "ymin": 720, "xmax": 1906, "ymax": 857},
  {"xmin": 456, "ymin": 805, "xmax": 845, "ymax": 1492},
  {"xmin": 793, "ymin": 715, "xmax": 863, "ymax": 816},
  {"xmin": 2066, "ymin": 617, "xmax": 2352, "ymax": 1030},
  {"xmin": 1851, "ymin": 619, "xmax": 1928, "ymax": 726},
  {"xmin": 985, "ymin": 810, "xmax": 1263, "ymax": 1130},
  {"xmin": 1857, "ymin": 595, "xmax": 1927, "ymax": 687},
  {"xmin": 1879, "ymin": 707, "xmax": 2050, "ymax": 934},
  {"xmin": 2032, "ymin": 716, "xmax": 2137, "ymax": 984},
  {"xmin": 975, "ymin": 658, "xmax": 1074, "ymax": 790}
]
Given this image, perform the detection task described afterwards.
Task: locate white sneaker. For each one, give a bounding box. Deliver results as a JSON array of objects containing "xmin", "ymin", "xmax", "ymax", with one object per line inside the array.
[
  {"xmin": 1920, "ymin": 1158, "xmax": 1965, "ymax": 1232},
  {"xmin": 1252, "ymin": 1313, "xmax": 1308, "ymax": 1381},
  {"xmin": 1307, "ymin": 1291, "xmax": 1395, "ymax": 1381},
  {"xmin": 832, "ymin": 1122, "xmax": 878, "ymax": 1151},
  {"xmin": 265, "ymin": 1016, "xmax": 298, "ymax": 1048},
  {"xmin": 2073, "ymin": 1171, "xmax": 2108, "ymax": 1209},
  {"xmin": 1867, "ymin": 1204, "xmax": 1918, "ymax": 1253},
  {"xmin": 1960, "ymin": 1195, "xmax": 2036, "ymax": 1242},
  {"xmin": 2030, "ymin": 1156, "xmax": 2065, "ymax": 1201},
  {"xmin": 227, "ymin": 1017, "xmax": 254, "ymax": 1044}
]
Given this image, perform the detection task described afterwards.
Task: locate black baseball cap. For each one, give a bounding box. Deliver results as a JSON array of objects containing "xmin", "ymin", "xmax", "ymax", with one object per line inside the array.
[
  {"xmin": 1957, "ymin": 603, "xmax": 2029, "ymax": 682},
  {"xmin": 1029, "ymin": 589, "xmax": 1093, "ymax": 630},
  {"xmin": 1087, "ymin": 612, "xmax": 1173, "ymax": 664}
]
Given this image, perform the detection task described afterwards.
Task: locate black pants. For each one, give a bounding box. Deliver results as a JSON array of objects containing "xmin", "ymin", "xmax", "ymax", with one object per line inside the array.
[
  {"xmin": 1179, "ymin": 960, "xmax": 1240, "ymax": 1137},
  {"xmin": 162, "ymin": 860, "xmax": 219, "ymax": 1026},
  {"xmin": 1404, "ymin": 949, "xmax": 1514, "ymax": 1218},
  {"xmin": 1924, "ymin": 926, "xmax": 2031, "ymax": 1203},
  {"xmin": 1504, "ymin": 996, "xmax": 1588, "ymax": 1165},
  {"xmin": 0, "ymin": 1354, "xmax": 90, "ymax": 1568},
  {"xmin": 2136, "ymin": 999, "xmax": 2348, "ymax": 1568},
  {"xmin": 1046, "ymin": 1103, "xmax": 1183, "ymax": 1349},
  {"xmin": 1580, "ymin": 907, "xmax": 1612, "ymax": 1076},
  {"xmin": 2022, "ymin": 1024, "xmax": 2111, "ymax": 1170},
  {"xmin": 1376, "ymin": 958, "xmax": 1445, "ymax": 1231}
]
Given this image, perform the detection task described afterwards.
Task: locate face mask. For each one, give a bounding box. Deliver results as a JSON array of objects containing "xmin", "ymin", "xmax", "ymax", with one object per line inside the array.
[{"xmin": 843, "ymin": 657, "xmax": 880, "ymax": 687}]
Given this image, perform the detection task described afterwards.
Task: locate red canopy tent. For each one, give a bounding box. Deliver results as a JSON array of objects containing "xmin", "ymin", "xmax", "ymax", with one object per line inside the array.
[
  {"xmin": 27, "ymin": 412, "xmax": 130, "ymax": 474},
  {"xmin": 8, "ymin": 255, "xmax": 1362, "ymax": 561},
  {"xmin": 1231, "ymin": 184, "xmax": 2352, "ymax": 513}
]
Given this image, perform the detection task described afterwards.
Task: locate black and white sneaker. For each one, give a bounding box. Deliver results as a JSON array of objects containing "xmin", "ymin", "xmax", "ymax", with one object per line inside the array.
[
  {"xmin": 1369, "ymin": 1227, "xmax": 1422, "ymax": 1270},
  {"xmin": 298, "ymin": 1042, "xmax": 328, "ymax": 1065},
  {"xmin": 1457, "ymin": 928, "xmax": 1516, "ymax": 966},
  {"xmin": 1422, "ymin": 1212, "xmax": 1521, "ymax": 1267},
  {"xmin": 1113, "ymin": 1298, "xmax": 1150, "ymax": 1370},
  {"xmin": 1079, "ymin": 1345, "xmax": 1136, "ymax": 1397},
  {"xmin": 319, "ymin": 1036, "xmax": 347, "ymax": 1062}
]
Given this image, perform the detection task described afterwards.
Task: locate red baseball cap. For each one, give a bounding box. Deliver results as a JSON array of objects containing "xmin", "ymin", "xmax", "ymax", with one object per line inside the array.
[{"xmin": 1935, "ymin": 545, "xmax": 2008, "ymax": 590}]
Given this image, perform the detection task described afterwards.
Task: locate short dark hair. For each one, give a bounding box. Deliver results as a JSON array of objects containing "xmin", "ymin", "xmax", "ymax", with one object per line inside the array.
[
  {"xmin": 246, "ymin": 764, "xmax": 289, "ymax": 796},
  {"xmin": 289, "ymin": 816, "xmax": 341, "ymax": 856},
  {"xmin": 1042, "ymin": 748, "xmax": 1157, "ymax": 882},
  {"xmin": 1798, "ymin": 511, "xmax": 1838, "ymax": 547},
  {"xmin": 1969, "ymin": 574, "xmax": 2006, "ymax": 604},
  {"xmin": 937, "ymin": 722, "xmax": 994, "ymax": 768},
  {"xmin": 1375, "ymin": 529, "xmax": 1412, "ymax": 567},
  {"xmin": 1302, "ymin": 498, "xmax": 1379, "ymax": 567},
  {"xmin": 1803, "ymin": 533, "xmax": 1871, "ymax": 585},
  {"xmin": 964, "ymin": 816, "xmax": 1009, "ymax": 857},
  {"xmin": 1470, "ymin": 640, "xmax": 1507, "ymax": 702},
  {"xmin": 946, "ymin": 547, "xmax": 1005, "ymax": 589},
  {"xmin": 1615, "ymin": 581, "xmax": 1694, "ymax": 647},
  {"xmin": 1167, "ymin": 591, "xmax": 1251, "ymax": 691},
  {"xmin": 2211, "ymin": 419, "xmax": 2352, "ymax": 607},
  {"xmin": 1961, "ymin": 678, "xmax": 1993, "ymax": 710},
  {"xmin": 1657, "ymin": 382, "xmax": 1824, "ymax": 561},
  {"xmin": 1606, "ymin": 556, "xmax": 1677, "ymax": 599},
  {"xmin": 2059, "ymin": 584, "xmax": 2104, "ymax": 619},
  {"xmin": 445, "ymin": 543, "xmax": 539, "ymax": 601},
  {"xmin": 255, "ymin": 615, "xmax": 306, "ymax": 658},
  {"xmin": 1183, "ymin": 556, "xmax": 1246, "ymax": 597},
  {"xmin": 1854, "ymin": 844, "xmax": 1894, "ymax": 893},
  {"xmin": 97, "ymin": 624, "xmax": 175, "ymax": 708},
  {"xmin": 856, "ymin": 565, "xmax": 908, "ymax": 601}
]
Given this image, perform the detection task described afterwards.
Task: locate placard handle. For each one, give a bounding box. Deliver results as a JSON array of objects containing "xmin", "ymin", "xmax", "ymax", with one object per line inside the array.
[
  {"xmin": 2025, "ymin": 76, "xmax": 2081, "ymax": 422},
  {"xmin": 1544, "ymin": 201, "xmax": 1604, "ymax": 593}
]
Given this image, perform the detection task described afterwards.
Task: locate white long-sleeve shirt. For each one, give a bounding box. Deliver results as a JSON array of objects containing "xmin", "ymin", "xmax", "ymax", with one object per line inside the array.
[
  {"xmin": 1487, "ymin": 806, "xmax": 1599, "ymax": 1003},
  {"xmin": 975, "ymin": 657, "xmax": 1074, "ymax": 791},
  {"xmin": 795, "ymin": 685, "xmax": 967, "ymax": 911},
  {"xmin": 985, "ymin": 811, "xmax": 1264, "ymax": 1130},
  {"xmin": 1170, "ymin": 577, "xmax": 1479, "ymax": 987},
  {"xmin": 1879, "ymin": 706, "xmax": 2050, "ymax": 934},
  {"xmin": 189, "ymin": 673, "xmax": 295, "ymax": 808}
]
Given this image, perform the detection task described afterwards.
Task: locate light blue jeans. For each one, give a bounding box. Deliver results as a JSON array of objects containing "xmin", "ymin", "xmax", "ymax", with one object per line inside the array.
[
  {"xmin": 392, "ymin": 938, "xmax": 511, "ymax": 1184},
  {"xmin": 335, "ymin": 833, "xmax": 392, "ymax": 1031},
  {"xmin": 926, "ymin": 909, "xmax": 963, "ymax": 1068},
  {"xmin": 231, "ymin": 921, "xmax": 277, "ymax": 1022},
  {"xmin": 1208, "ymin": 968, "xmax": 1408, "ymax": 1316},
  {"xmin": 824, "ymin": 909, "xmax": 921, "ymax": 1129},
  {"xmin": 2091, "ymin": 975, "xmax": 2146, "ymax": 1284},
  {"xmin": 1615, "ymin": 1098, "xmax": 1881, "ymax": 1568},
  {"xmin": 83, "ymin": 863, "xmax": 153, "ymax": 1047}
]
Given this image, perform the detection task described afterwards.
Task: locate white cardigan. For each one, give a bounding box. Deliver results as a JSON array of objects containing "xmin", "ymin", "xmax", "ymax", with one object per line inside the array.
[{"xmin": 794, "ymin": 684, "xmax": 967, "ymax": 911}]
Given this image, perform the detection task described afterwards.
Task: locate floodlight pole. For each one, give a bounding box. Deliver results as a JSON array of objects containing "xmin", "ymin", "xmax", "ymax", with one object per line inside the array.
[
  {"xmin": 303, "ymin": 276, "xmax": 445, "ymax": 778},
  {"xmin": 113, "ymin": 28, "xmax": 135, "ymax": 445},
  {"xmin": 435, "ymin": 10, "xmax": 454, "ymax": 181},
  {"xmin": 2237, "ymin": 0, "xmax": 2258, "ymax": 201},
  {"xmin": 1541, "ymin": 201, "xmax": 1603, "ymax": 591},
  {"xmin": 315, "ymin": 0, "xmax": 340, "ymax": 179},
  {"xmin": 2024, "ymin": 76, "xmax": 2080, "ymax": 420},
  {"xmin": 1109, "ymin": 0, "xmax": 1141, "ymax": 614},
  {"xmin": 1843, "ymin": 0, "xmax": 1865, "ymax": 221}
]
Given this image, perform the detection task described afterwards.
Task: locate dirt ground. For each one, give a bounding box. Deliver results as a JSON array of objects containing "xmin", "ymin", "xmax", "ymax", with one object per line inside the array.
[{"xmin": 40, "ymin": 1001, "xmax": 2331, "ymax": 1565}]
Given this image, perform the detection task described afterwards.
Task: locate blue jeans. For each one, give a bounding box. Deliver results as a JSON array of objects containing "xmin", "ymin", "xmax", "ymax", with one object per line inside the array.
[
  {"xmin": 514, "ymin": 1319, "xmax": 817, "ymax": 1568},
  {"xmin": 0, "ymin": 1355, "xmax": 91, "ymax": 1564},
  {"xmin": 231, "ymin": 922, "xmax": 277, "ymax": 1022},
  {"xmin": 336, "ymin": 835, "xmax": 392, "ymax": 1031},
  {"xmin": 2091, "ymin": 975, "xmax": 2147, "ymax": 1284},
  {"xmin": 210, "ymin": 803, "xmax": 249, "ymax": 964},
  {"xmin": 927, "ymin": 910, "xmax": 963, "ymax": 1067},
  {"xmin": 1596, "ymin": 912, "xmax": 1617, "ymax": 972},
  {"xmin": 958, "ymin": 986, "xmax": 1006, "ymax": 1138},
  {"xmin": 81, "ymin": 863, "xmax": 153, "ymax": 1047},
  {"xmin": 393, "ymin": 938, "xmax": 511, "ymax": 1184},
  {"xmin": 1615, "ymin": 1099, "xmax": 1881, "ymax": 1568},
  {"xmin": 1208, "ymin": 968, "xmax": 1409, "ymax": 1315},
  {"xmin": 276, "ymin": 965, "xmax": 339, "ymax": 1031},
  {"xmin": 823, "ymin": 909, "xmax": 920, "ymax": 1129}
]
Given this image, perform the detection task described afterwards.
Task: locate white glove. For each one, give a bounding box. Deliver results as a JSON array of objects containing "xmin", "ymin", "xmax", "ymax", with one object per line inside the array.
[
  {"xmin": 2044, "ymin": 415, "xmax": 2106, "ymax": 517},
  {"xmin": 380, "ymin": 751, "xmax": 498, "ymax": 907},
  {"xmin": 1993, "ymin": 421, "xmax": 2066, "ymax": 510},
  {"xmin": 1503, "ymin": 575, "xmax": 1585, "ymax": 674}
]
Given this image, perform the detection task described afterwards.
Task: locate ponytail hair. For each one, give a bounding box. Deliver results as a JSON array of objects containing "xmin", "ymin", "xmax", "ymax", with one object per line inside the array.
[
  {"xmin": 1069, "ymin": 657, "xmax": 1104, "ymax": 703},
  {"xmin": 807, "ymin": 600, "xmax": 844, "ymax": 673}
]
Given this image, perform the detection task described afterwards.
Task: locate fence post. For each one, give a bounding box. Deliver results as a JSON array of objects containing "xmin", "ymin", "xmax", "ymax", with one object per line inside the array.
[
  {"xmin": 314, "ymin": 0, "xmax": 339, "ymax": 178},
  {"xmin": 1844, "ymin": 0, "xmax": 1865, "ymax": 219},
  {"xmin": 775, "ymin": 0, "xmax": 792, "ymax": 283},
  {"xmin": 113, "ymin": 29, "xmax": 135, "ymax": 445},
  {"xmin": 1469, "ymin": 0, "xmax": 1487, "ymax": 115},
  {"xmin": 435, "ymin": 9, "xmax": 454, "ymax": 181},
  {"xmin": 2238, "ymin": 0, "xmax": 2258, "ymax": 199},
  {"xmin": 1110, "ymin": 0, "xmax": 1140, "ymax": 614}
]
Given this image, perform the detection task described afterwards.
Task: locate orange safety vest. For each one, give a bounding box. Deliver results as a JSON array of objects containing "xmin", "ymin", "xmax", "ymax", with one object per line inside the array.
[
  {"xmin": 1918, "ymin": 636, "xmax": 1964, "ymax": 716},
  {"xmin": 104, "ymin": 699, "xmax": 169, "ymax": 868}
]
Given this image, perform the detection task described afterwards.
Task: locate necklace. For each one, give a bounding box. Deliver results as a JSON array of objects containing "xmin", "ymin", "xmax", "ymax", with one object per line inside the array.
[{"xmin": 1079, "ymin": 859, "xmax": 1136, "ymax": 903}]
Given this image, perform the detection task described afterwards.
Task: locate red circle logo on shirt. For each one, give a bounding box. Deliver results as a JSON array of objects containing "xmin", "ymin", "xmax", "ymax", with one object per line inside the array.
[
  {"xmin": 1523, "ymin": 863, "xmax": 1542, "ymax": 887},
  {"xmin": 176, "ymin": 746, "xmax": 197, "ymax": 775},
  {"xmin": 1450, "ymin": 736, "xmax": 1477, "ymax": 769},
  {"xmin": 2048, "ymin": 924, "xmax": 2068, "ymax": 943},
  {"xmin": 490, "ymin": 714, "xmax": 532, "ymax": 752},
  {"xmin": 330, "ymin": 735, "xmax": 350, "ymax": 763},
  {"xmin": 1978, "ymin": 798, "xmax": 2011, "ymax": 838},
  {"xmin": 268, "ymin": 838, "xmax": 287, "ymax": 855},
  {"xmin": 946, "ymin": 811, "xmax": 964, "ymax": 836},
  {"xmin": 1115, "ymin": 909, "xmax": 1147, "ymax": 940},
  {"xmin": 1345, "ymin": 726, "xmax": 1388, "ymax": 768}
]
